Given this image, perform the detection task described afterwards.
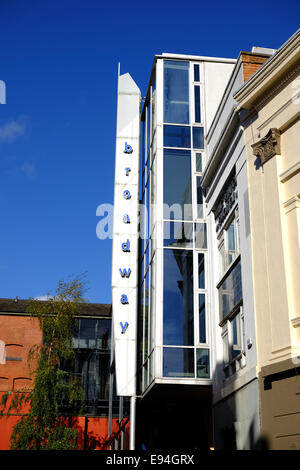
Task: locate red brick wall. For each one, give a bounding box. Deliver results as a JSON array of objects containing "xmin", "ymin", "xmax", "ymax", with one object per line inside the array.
[
  {"xmin": 241, "ymin": 52, "xmax": 269, "ymax": 83},
  {"xmin": 0, "ymin": 314, "xmax": 124, "ymax": 450},
  {"xmin": 0, "ymin": 315, "xmax": 42, "ymax": 392}
]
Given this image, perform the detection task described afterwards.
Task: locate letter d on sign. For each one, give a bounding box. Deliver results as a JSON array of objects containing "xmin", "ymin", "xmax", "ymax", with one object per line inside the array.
[{"xmin": 121, "ymin": 239, "xmax": 130, "ymax": 252}]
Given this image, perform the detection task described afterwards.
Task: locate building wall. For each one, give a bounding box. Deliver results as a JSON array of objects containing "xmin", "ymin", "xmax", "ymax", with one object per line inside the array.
[
  {"xmin": 0, "ymin": 315, "xmax": 41, "ymax": 392},
  {"xmin": 203, "ymin": 52, "xmax": 272, "ymax": 449},
  {"xmin": 204, "ymin": 61, "xmax": 236, "ymax": 130},
  {"xmin": 0, "ymin": 307, "xmax": 117, "ymax": 450},
  {"xmin": 241, "ymin": 57, "xmax": 300, "ymax": 367},
  {"xmin": 236, "ymin": 31, "xmax": 300, "ymax": 449},
  {"xmin": 213, "ymin": 378, "xmax": 261, "ymax": 449}
]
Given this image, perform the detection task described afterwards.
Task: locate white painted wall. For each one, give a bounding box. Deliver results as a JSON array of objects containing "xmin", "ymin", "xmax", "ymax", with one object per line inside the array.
[
  {"xmin": 204, "ymin": 62, "xmax": 236, "ymax": 131},
  {"xmin": 111, "ymin": 73, "xmax": 140, "ymax": 396}
]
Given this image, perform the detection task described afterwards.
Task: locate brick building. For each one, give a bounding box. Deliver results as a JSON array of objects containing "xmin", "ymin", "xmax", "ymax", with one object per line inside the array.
[{"xmin": 0, "ymin": 298, "xmax": 129, "ymax": 450}]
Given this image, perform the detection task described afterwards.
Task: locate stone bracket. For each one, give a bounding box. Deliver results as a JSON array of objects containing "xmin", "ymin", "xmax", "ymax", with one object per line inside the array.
[{"xmin": 251, "ymin": 128, "xmax": 281, "ymax": 165}]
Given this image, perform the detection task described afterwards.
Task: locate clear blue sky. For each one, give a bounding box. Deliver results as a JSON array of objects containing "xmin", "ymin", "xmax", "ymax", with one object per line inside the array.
[{"xmin": 0, "ymin": 0, "xmax": 298, "ymax": 303}]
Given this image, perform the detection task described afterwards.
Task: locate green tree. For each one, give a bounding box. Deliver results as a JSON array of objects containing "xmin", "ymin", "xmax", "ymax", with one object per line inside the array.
[{"xmin": 0, "ymin": 276, "xmax": 86, "ymax": 450}]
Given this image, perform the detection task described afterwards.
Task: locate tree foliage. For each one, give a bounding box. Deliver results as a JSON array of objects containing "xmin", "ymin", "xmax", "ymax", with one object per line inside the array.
[{"xmin": 0, "ymin": 276, "xmax": 86, "ymax": 450}]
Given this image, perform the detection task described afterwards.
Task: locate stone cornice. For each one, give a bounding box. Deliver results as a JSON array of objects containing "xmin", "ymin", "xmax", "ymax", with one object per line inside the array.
[
  {"xmin": 280, "ymin": 161, "xmax": 300, "ymax": 183},
  {"xmin": 255, "ymin": 64, "xmax": 300, "ymax": 111},
  {"xmin": 202, "ymin": 109, "xmax": 240, "ymax": 188},
  {"xmin": 251, "ymin": 128, "xmax": 281, "ymax": 165}
]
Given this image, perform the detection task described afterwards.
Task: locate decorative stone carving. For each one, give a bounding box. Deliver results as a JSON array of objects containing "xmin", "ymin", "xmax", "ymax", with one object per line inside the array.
[{"xmin": 251, "ymin": 128, "xmax": 281, "ymax": 165}]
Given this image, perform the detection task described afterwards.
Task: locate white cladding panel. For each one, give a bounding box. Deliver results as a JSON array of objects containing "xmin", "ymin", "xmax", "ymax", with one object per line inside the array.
[
  {"xmin": 112, "ymin": 72, "xmax": 140, "ymax": 396},
  {"xmin": 204, "ymin": 62, "xmax": 235, "ymax": 130}
]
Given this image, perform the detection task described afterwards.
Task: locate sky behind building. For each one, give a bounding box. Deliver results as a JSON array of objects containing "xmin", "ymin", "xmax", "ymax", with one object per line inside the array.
[{"xmin": 0, "ymin": 0, "xmax": 298, "ymax": 303}]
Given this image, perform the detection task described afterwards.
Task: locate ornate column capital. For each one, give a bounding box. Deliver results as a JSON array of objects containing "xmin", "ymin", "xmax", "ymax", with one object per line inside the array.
[{"xmin": 251, "ymin": 128, "xmax": 281, "ymax": 165}]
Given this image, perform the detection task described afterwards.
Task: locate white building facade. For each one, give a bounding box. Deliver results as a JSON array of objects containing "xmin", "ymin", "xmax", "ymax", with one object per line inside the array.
[{"xmin": 112, "ymin": 53, "xmax": 241, "ymax": 449}]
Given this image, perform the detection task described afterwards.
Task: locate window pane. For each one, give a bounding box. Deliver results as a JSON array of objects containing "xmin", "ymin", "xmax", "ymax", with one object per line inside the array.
[
  {"xmin": 163, "ymin": 249, "xmax": 194, "ymax": 346},
  {"xmin": 164, "ymin": 60, "xmax": 189, "ymax": 124},
  {"xmin": 231, "ymin": 315, "xmax": 241, "ymax": 359},
  {"xmin": 196, "ymin": 152, "xmax": 202, "ymax": 172},
  {"xmin": 96, "ymin": 319, "xmax": 111, "ymax": 349},
  {"xmin": 198, "ymin": 253, "xmax": 205, "ymax": 289},
  {"xmin": 139, "ymin": 280, "xmax": 144, "ymax": 374},
  {"xmin": 152, "ymin": 88, "xmax": 156, "ymax": 138},
  {"xmin": 227, "ymin": 220, "xmax": 235, "ymax": 252},
  {"xmin": 79, "ymin": 319, "xmax": 96, "ymax": 349},
  {"xmin": 163, "ymin": 149, "xmax": 192, "ymax": 220},
  {"xmin": 143, "ymin": 361, "xmax": 149, "ymax": 390},
  {"xmin": 194, "ymin": 86, "xmax": 201, "ymax": 123},
  {"xmin": 98, "ymin": 352, "xmax": 110, "ymax": 400},
  {"xmin": 194, "ymin": 64, "xmax": 200, "ymax": 82},
  {"xmin": 195, "ymin": 223, "xmax": 207, "ymax": 249},
  {"xmin": 164, "ymin": 221, "xmax": 193, "ymax": 248},
  {"xmin": 196, "ymin": 349, "xmax": 210, "ymax": 378},
  {"xmin": 196, "ymin": 176, "xmax": 204, "ymax": 219},
  {"xmin": 163, "ymin": 347, "xmax": 194, "ymax": 377},
  {"xmin": 199, "ymin": 294, "xmax": 206, "ymax": 343},
  {"xmin": 150, "ymin": 254, "xmax": 156, "ymax": 351},
  {"xmin": 193, "ymin": 127, "xmax": 204, "ymax": 149},
  {"xmin": 218, "ymin": 238, "xmax": 226, "ymax": 275},
  {"xmin": 219, "ymin": 259, "xmax": 243, "ymax": 319},
  {"xmin": 164, "ymin": 125, "xmax": 190, "ymax": 148},
  {"xmin": 144, "ymin": 271, "xmax": 149, "ymax": 361}
]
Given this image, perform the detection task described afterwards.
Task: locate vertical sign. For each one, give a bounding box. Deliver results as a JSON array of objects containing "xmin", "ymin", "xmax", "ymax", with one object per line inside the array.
[{"xmin": 111, "ymin": 72, "xmax": 140, "ymax": 396}]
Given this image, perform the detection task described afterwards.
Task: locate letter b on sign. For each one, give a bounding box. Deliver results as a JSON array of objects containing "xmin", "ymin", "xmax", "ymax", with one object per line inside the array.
[{"xmin": 124, "ymin": 142, "xmax": 133, "ymax": 154}]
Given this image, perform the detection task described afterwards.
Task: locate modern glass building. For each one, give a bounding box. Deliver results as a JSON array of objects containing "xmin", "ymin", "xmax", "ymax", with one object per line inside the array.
[{"xmin": 125, "ymin": 53, "xmax": 236, "ymax": 449}]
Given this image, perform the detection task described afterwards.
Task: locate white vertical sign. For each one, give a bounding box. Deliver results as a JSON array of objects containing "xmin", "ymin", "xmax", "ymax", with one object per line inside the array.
[{"xmin": 111, "ymin": 72, "xmax": 140, "ymax": 396}]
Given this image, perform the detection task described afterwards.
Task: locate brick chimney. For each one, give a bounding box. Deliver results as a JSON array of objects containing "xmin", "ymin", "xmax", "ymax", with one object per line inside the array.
[{"xmin": 241, "ymin": 49, "xmax": 274, "ymax": 82}]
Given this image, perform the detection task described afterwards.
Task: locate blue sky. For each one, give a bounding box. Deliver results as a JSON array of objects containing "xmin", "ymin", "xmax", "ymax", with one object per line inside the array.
[{"xmin": 0, "ymin": 0, "xmax": 298, "ymax": 303}]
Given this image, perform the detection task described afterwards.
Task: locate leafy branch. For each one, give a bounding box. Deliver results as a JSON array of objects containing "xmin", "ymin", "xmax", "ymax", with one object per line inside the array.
[{"xmin": 0, "ymin": 275, "xmax": 87, "ymax": 450}]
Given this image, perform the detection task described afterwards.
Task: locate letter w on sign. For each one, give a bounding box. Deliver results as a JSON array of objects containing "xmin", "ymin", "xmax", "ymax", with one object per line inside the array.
[{"xmin": 119, "ymin": 268, "xmax": 131, "ymax": 278}]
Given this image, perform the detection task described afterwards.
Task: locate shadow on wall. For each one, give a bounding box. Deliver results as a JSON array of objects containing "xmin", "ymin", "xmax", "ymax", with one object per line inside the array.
[{"xmin": 213, "ymin": 360, "xmax": 269, "ymax": 450}]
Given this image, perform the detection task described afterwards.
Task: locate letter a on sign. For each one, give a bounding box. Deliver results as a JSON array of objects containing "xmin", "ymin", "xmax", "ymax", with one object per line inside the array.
[{"xmin": 120, "ymin": 294, "xmax": 128, "ymax": 304}]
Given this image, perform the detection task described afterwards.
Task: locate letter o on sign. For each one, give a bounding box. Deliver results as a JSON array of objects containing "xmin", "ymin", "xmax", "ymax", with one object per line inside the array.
[{"xmin": 123, "ymin": 190, "xmax": 131, "ymax": 199}]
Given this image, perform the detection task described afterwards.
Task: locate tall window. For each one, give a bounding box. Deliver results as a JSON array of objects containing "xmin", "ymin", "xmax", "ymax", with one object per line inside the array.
[
  {"xmin": 222, "ymin": 307, "xmax": 245, "ymax": 378},
  {"xmin": 70, "ymin": 318, "xmax": 113, "ymax": 415},
  {"xmin": 163, "ymin": 249, "xmax": 194, "ymax": 346},
  {"xmin": 163, "ymin": 149, "xmax": 192, "ymax": 220},
  {"xmin": 218, "ymin": 210, "xmax": 240, "ymax": 276},
  {"xmin": 216, "ymin": 202, "xmax": 244, "ymax": 378},
  {"xmin": 162, "ymin": 59, "xmax": 209, "ymax": 381},
  {"xmin": 164, "ymin": 60, "xmax": 190, "ymax": 124}
]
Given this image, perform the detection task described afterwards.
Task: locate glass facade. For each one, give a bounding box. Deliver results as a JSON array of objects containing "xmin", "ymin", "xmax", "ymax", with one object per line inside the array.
[{"xmin": 139, "ymin": 57, "xmax": 209, "ymax": 393}]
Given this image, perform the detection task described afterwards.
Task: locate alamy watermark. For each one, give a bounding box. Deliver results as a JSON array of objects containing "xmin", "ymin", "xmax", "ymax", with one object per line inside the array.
[
  {"xmin": 96, "ymin": 202, "xmax": 199, "ymax": 241},
  {"xmin": 0, "ymin": 80, "xmax": 6, "ymax": 104}
]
